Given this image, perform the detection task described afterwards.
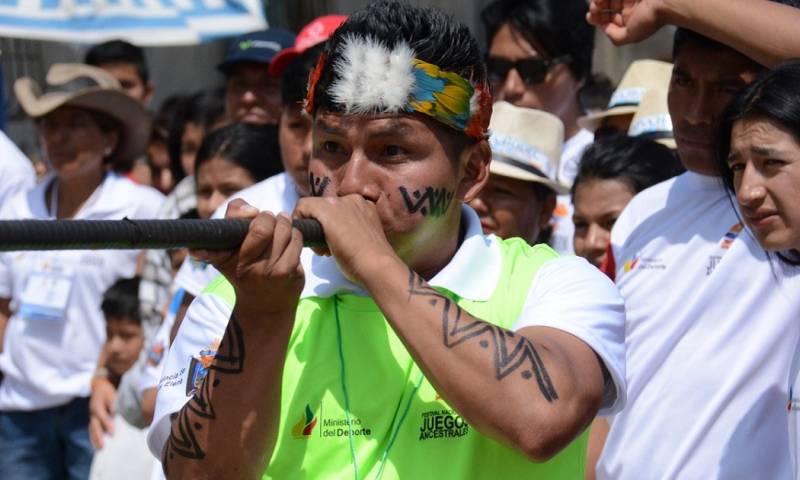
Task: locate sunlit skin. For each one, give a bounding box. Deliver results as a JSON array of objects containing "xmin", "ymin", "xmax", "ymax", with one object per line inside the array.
[
  {"xmin": 279, "ymin": 104, "xmax": 313, "ymax": 196},
  {"xmin": 105, "ymin": 317, "xmax": 144, "ymax": 380},
  {"xmin": 196, "ymin": 156, "xmax": 259, "ymax": 219},
  {"xmin": 469, "ymin": 174, "xmax": 555, "ymax": 244},
  {"xmin": 668, "ymin": 44, "xmax": 759, "ymax": 175},
  {"xmin": 146, "ymin": 138, "xmax": 174, "ymax": 195},
  {"xmin": 97, "ymin": 62, "xmax": 153, "ymax": 104},
  {"xmin": 180, "ymin": 122, "xmax": 204, "ymax": 177},
  {"xmin": 308, "ymin": 111, "xmax": 489, "ymax": 279},
  {"xmin": 727, "ymin": 117, "xmax": 800, "ymax": 252},
  {"xmin": 39, "ymin": 106, "xmax": 118, "ymax": 181},
  {"xmin": 572, "ymin": 178, "xmax": 635, "ymax": 267},
  {"xmin": 488, "ymin": 23, "xmax": 584, "ymax": 139},
  {"xmin": 225, "ymin": 62, "xmax": 282, "ymax": 126}
]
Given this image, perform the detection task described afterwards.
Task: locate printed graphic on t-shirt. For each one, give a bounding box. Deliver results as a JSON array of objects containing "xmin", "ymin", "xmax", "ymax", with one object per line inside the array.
[
  {"xmin": 185, "ymin": 340, "xmax": 220, "ymax": 396},
  {"xmin": 418, "ymin": 408, "xmax": 469, "ymax": 441},
  {"xmin": 705, "ymin": 223, "xmax": 744, "ymax": 276}
]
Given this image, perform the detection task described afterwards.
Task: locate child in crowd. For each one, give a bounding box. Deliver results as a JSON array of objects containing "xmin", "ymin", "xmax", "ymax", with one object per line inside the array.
[{"xmin": 89, "ymin": 278, "xmax": 154, "ymax": 480}]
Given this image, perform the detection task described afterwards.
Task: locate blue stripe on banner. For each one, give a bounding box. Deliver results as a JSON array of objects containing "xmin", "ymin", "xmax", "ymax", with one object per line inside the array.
[
  {"xmin": 0, "ymin": 14, "xmax": 187, "ymax": 30},
  {"xmin": 0, "ymin": 0, "xmax": 17, "ymax": 6},
  {"xmin": 41, "ymin": 0, "xmax": 60, "ymax": 9}
]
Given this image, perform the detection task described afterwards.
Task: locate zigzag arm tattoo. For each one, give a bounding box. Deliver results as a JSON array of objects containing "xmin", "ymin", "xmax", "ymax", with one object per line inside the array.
[
  {"xmin": 408, "ymin": 269, "xmax": 558, "ymax": 402},
  {"xmin": 162, "ymin": 313, "xmax": 246, "ymax": 476}
]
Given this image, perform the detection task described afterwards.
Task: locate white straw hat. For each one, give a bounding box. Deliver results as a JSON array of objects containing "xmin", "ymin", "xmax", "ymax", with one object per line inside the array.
[
  {"xmin": 488, "ymin": 101, "xmax": 569, "ymax": 194},
  {"xmin": 627, "ymin": 88, "xmax": 676, "ymax": 149},
  {"xmin": 577, "ymin": 59, "xmax": 672, "ymax": 132}
]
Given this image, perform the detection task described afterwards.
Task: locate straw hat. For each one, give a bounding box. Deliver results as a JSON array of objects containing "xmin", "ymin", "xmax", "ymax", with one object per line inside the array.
[
  {"xmin": 488, "ymin": 101, "xmax": 569, "ymax": 194},
  {"xmin": 627, "ymin": 88, "xmax": 676, "ymax": 149},
  {"xmin": 14, "ymin": 63, "xmax": 151, "ymax": 165},
  {"xmin": 577, "ymin": 59, "xmax": 672, "ymax": 132}
]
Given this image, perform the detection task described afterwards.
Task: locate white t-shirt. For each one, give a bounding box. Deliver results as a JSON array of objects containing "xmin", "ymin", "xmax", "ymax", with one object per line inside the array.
[
  {"xmin": 147, "ymin": 205, "xmax": 627, "ymax": 457},
  {"xmin": 550, "ymin": 129, "xmax": 593, "ymax": 254},
  {"xmin": 597, "ymin": 171, "xmax": 800, "ymax": 479},
  {"xmin": 0, "ymin": 173, "xmax": 164, "ymax": 411},
  {"xmin": 174, "ymin": 171, "xmax": 300, "ymax": 297},
  {"xmin": 0, "ymin": 131, "xmax": 35, "ymax": 207},
  {"xmin": 138, "ymin": 289, "xmax": 185, "ymax": 394}
]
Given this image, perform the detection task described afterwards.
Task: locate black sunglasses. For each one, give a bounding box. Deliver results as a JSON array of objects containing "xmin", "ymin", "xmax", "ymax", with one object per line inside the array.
[{"xmin": 485, "ymin": 55, "xmax": 572, "ymax": 86}]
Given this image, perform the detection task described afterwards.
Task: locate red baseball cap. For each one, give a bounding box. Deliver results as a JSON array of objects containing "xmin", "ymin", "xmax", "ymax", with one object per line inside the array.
[{"xmin": 269, "ymin": 15, "xmax": 347, "ymax": 77}]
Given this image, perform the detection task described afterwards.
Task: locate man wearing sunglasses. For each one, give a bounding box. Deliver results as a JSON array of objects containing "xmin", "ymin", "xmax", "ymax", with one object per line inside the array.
[{"xmin": 482, "ymin": 0, "xmax": 595, "ymax": 254}]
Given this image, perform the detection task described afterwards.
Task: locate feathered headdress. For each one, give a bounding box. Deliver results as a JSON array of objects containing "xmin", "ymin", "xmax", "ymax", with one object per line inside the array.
[{"xmin": 305, "ymin": 35, "xmax": 492, "ymax": 139}]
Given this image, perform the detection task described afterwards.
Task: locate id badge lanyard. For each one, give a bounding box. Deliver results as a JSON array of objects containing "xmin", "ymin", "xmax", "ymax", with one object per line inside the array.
[
  {"xmin": 18, "ymin": 259, "xmax": 75, "ymax": 321},
  {"xmin": 334, "ymin": 296, "xmax": 424, "ymax": 480}
]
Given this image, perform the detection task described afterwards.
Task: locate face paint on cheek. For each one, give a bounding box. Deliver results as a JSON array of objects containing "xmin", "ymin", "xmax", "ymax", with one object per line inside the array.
[
  {"xmin": 309, "ymin": 171, "xmax": 331, "ymax": 197},
  {"xmin": 398, "ymin": 186, "xmax": 455, "ymax": 217}
]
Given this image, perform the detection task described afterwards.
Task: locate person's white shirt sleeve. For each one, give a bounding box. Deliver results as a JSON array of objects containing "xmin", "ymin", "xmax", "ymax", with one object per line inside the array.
[
  {"xmin": 146, "ymin": 289, "xmax": 231, "ymax": 458},
  {"xmin": 512, "ymin": 256, "xmax": 627, "ymax": 415}
]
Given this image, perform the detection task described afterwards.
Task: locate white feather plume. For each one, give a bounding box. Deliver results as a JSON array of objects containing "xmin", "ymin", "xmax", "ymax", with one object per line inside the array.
[{"xmin": 328, "ymin": 35, "xmax": 416, "ymax": 114}]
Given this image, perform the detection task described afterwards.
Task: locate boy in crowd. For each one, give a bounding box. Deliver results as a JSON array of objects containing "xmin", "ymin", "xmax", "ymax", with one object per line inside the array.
[
  {"xmin": 89, "ymin": 278, "xmax": 154, "ymax": 480},
  {"xmin": 149, "ymin": 3, "xmax": 626, "ymax": 478},
  {"xmin": 85, "ymin": 40, "xmax": 153, "ymax": 105}
]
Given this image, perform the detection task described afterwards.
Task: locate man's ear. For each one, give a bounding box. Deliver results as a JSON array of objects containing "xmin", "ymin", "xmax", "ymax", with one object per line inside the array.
[
  {"xmin": 457, "ymin": 139, "xmax": 491, "ymax": 203},
  {"xmin": 539, "ymin": 191, "xmax": 557, "ymax": 230}
]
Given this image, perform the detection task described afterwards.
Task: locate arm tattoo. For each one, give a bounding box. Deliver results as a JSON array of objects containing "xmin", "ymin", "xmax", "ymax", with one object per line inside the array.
[
  {"xmin": 398, "ymin": 186, "xmax": 454, "ymax": 217},
  {"xmin": 408, "ymin": 269, "xmax": 559, "ymax": 402},
  {"xmin": 162, "ymin": 313, "xmax": 246, "ymax": 475}
]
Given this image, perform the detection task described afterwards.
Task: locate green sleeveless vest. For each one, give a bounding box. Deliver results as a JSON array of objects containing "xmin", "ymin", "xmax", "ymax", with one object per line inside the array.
[{"xmin": 204, "ymin": 238, "xmax": 588, "ymax": 479}]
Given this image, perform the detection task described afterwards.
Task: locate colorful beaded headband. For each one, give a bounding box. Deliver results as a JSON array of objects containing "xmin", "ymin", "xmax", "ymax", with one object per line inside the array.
[{"xmin": 305, "ymin": 36, "xmax": 492, "ymax": 139}]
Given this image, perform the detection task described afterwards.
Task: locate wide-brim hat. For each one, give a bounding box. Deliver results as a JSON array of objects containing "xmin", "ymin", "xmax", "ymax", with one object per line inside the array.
[
  {"xmin": 488, "ymin": 101, "xmax": 570, "ymax": 195},
  {"xmin": 577, "ymin": 59, "xmax": 673, "ymax": 132},
  {"xmin": 217, "ymin": 29, "xmax": 296, "ymax": 75},
  {"xmin": 627, "ymin": 88, "xmax": 676, "ymax": 149},
  {"xmin": 14, "ymin": 63, "xmax": 150, "ymax": 166},
  {"xmin": 269, "ymin": 15, "xmax": 347, "ymax": 77}
]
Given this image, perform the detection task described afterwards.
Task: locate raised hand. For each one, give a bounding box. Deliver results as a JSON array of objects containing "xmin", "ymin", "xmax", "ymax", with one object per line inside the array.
[{"xmin": 587, "ymin": 0, "xmax": 665, "ymax": 45}]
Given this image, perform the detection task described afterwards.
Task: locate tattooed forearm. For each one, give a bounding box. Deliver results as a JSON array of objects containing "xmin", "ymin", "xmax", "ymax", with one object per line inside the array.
[
  {"xmin": 408, "ymin": 270, "xmax": 559, "ymax": 402},
  {"xmin": 309, "ymin": 172, "xmax": 331, "ymax": 197},
  {"xmin": 162, "ymin": 314, "xmax": 246, "ymax": 476},
  {"xmin": 399, "ymin": 186, "xmax": 454, "ymax": 217}
]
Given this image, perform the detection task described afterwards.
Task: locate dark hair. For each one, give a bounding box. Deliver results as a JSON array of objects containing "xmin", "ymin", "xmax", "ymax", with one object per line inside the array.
[
  {"xmin": 282, "ymin": 44, "xmax": 325, "ymax": 108},
  {"xmin": 482, "ymin": 0, "xmax": 594, "ymax": 82},
  {"xmin": 572, "ymin": 135, "xmax": 684, "ymax": 198},
  {"xmin": 168, "ymin": 89, "xmax": 226, "ymax": 182},
  {"xmin": 101, "ymin": 277, "xmax": 141, "ymax": 324},
  {"xmin": 312, "ymin": 1, "xmax": 486, "ymax": 119},
  {"xmin": 579, "ymin": 73, "xmax": 615, "ymax": 113},
  {"xmin": 715, "ymin": 59, "xmax": 800, "ymax": 265},
  {"xmin": 194, "ymin": 123, "xmax": 283, "ymax": 184},
  {"xmin": 84, "ymin": 40, "xmax": 149, "ymax": 84}
]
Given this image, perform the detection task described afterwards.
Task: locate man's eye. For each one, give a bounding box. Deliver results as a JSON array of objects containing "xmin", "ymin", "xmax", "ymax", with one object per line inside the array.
[
  {"xmin": 728, "ymin": 162, "xmax": 745, "ymax": 172},
  {"xmin": 383, "ymin": 145, "xmax": 407, "ymax": 157},
  {"xmin": 573, "ymin": 220, "xmax": 587, "ymax": 232},
  {"xmin": 323, "ymin": 141, "xmax": 343, "ymax": 154},
  {"xmin": 765, "ymin": 158, "xmax": 787, "ymax": 167},
  {"xmin": 672, "ymin": 76, "xmax": 691, "ymax": 88}
]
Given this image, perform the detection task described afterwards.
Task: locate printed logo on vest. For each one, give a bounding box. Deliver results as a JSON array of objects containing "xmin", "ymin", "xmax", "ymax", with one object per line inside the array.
[
  {"xmin": 291, "ymin": 403, "xmax": 372, "ymax": 439},
  {"xmin": 291, "ymin": 404, "xmax": 318, "ymax": 438},
  {"xmin": 418, "ymin": 408, "xmax": 469, "ymax": 441},
  {"xmin": 185, "ymin": 339, "xmax": 220, "ymax": 396}
]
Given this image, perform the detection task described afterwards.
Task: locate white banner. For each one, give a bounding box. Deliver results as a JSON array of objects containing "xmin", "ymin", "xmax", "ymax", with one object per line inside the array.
[{"xmin": 0, "ymin": 0, "xmax": 267, "ymax": 46}]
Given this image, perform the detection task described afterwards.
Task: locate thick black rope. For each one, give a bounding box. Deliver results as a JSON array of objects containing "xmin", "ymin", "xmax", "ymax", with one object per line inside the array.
[{"xmin": 0, "ymin": 218, "xmax": 325, "ymax": 251}]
